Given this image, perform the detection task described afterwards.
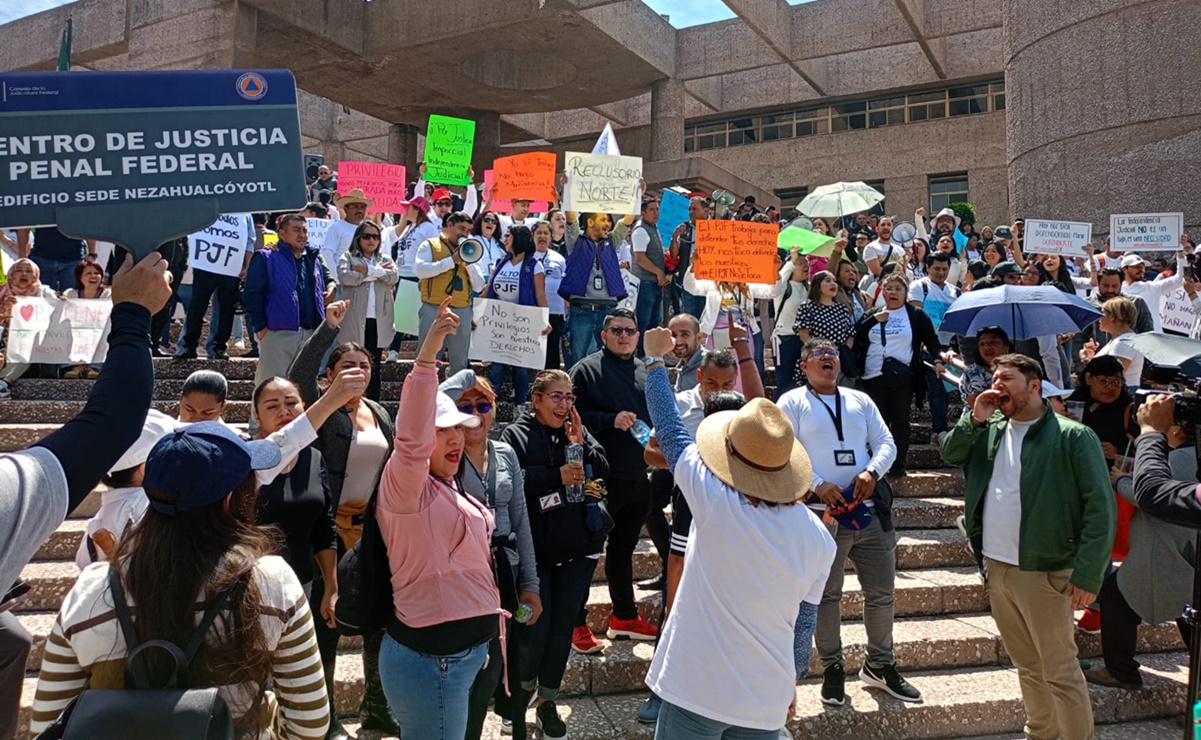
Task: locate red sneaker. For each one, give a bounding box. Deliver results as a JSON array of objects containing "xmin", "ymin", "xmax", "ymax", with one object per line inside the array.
[
  {"xmin": 1076, "ymin": 606, "xmax": 1102, "ymax": 635},
  {"xmin": 607, "ymin": 615, "xmax": 658, "ymax": 641},
  {"xmin": 571, "ymin": 625, "xmax": 604, "ymax": 655}
]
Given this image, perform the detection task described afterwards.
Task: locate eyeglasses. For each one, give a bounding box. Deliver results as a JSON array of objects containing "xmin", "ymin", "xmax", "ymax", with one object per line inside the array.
[
  {"xmin": 1092, "ymin": 377, "xmax": 1123, "ymax": 388},
  {"xmin": 605, "ymin": 327, "xmax": 638, "ymax": 337},
  {"xmin": 807, "ymin": 348, "xmax": 840, "ymax": 360},
  {"xmin": 535, "ymin": 391, "xmax": 576, "ymax": 405},
  {"xmin": 482, "ymin": 218, "xmax": 498, "ymax": 224},
  {"xmin": 360, "ymin": 233, "xmax": 381, "ymax": 241},
  {"xmin": 457, "ymin": 402, "xmax": 493, "ymax": 415}
]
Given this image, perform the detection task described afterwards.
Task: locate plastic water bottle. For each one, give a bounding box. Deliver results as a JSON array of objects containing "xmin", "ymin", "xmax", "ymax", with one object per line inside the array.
[
  {"xmin": 630, "ymin": 419, "xmax": 652, "ymax": 446},
  {"xmin": 565, "ymin": 442, "xmax": 585, "ymax": 503},
  {"xmin": 514, "ymin": 603, "xmax": 534, "ymax": 624}
]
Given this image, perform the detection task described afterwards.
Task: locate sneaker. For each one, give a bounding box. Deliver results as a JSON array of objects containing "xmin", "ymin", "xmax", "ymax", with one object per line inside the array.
[
  {"xmin": 637, "ymin": 694, "xmax": 662, "ymax": 724},
  {"xmin": 571, "ymin": 625, "xmax": 604, "ymax": 654},
  {"xmin": 173, "ymin": 350, "xmax": 198, "ymax": 361},
  {"xmin": 636, "ymin": 574, "xmax": 665, "ymax": 591},
  {"xmin": 1083, "ymin": 667, "xmax": 1142, "ymax": 690},
  {"xmin": 233, "ymin": 339, "xmax": 246, "ymax": 350},
  {"xmin": 209, "ymin": 351, "xmax": 230, "ymax": 361},
  {"xmin": 536, "ymin": 700, "xmax": 567, "ymax": 740},
  {"xmin": 500, "ymin": 718, "xmax": 513, "ymax": 735},
  {"xmin": 1076, "ymin": 606, "xmax": 1102, "ymax": 635},
  {"xmin": 243, "ymin": 347, "xmax": 259, "ymax": 359},
  {"xmin": 820, "ymin": 662, "xmax": 845, "ymax": 706},
  {"xmin": 859, "ymin": 663, "xmax": 922, "ymax": 703},
  {"xmin": 387, "ymin": 350, "xmax": 398, "ymax": 363},
  {"xmin": 607, "ymin": 615, "xmax": 658, "ymax": 641},
  {"xmin": 955, "ymin": 514, "xmax": 968, "ymax": 538}
]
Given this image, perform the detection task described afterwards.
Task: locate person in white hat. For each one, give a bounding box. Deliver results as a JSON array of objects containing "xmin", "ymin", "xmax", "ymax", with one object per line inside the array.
[
  {"xmin": 639, "ymin": 326, "xmax": 836, "ymax": 738},
  {"xmin": 1119, "ymin": 247, "xmax": 1187, "ymax": 332},
  {"xmin": 323, "ymin": 188, "xmax": 375, "ymax": 277}
]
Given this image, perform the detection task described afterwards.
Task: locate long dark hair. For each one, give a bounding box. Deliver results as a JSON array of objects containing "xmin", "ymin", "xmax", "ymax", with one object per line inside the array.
[
  {"xmin": 508, "ymin": 224, "xmax": 536, "ymax": 261},
  {"xmin": 115, "ymin": 475, "xmax": 278, "ymax": 696},
  {"xmin": 808, "ymin": 270, "xmax": 834, "ymax": 302},
  {"xmin": 325, "ymin": 341, "xmax": 370, "ymax": 377},
  {"xmin": 472, "ymin": 210, "xmax": 501, "ymax": 239},
  {"xmin": 348, "ymin": 220, "xmax": 384, "ymax": 260}
]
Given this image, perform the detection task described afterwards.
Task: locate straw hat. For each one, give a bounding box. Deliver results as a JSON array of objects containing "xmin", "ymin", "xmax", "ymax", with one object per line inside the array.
[
  {"xmin": 695, "ymin": 397, "xmax": 812, "ymax": 503},
  {"xmin": 334, "ymin": 188, "xmax": 374, "ymax": 208}
]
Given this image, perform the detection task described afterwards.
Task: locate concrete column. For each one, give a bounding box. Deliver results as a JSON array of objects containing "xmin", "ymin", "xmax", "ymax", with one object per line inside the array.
[
  {"xmin": 651, "ymin": 78, "xmax": 686, "ymax": 162},
  {"xmin": 1004, "ymin": 0, "xmax": 1201, "ymax": 243},
  {"xmin": 471, "ymin": 112, "xmax": 502, "ymax": 179},
  {"xmin": 388, "ymin": 124, "xmax": 420, "ymax": 176},
  {"xmin": 126, "ymin": 0, "xmax": 256, "ymax": 70}
]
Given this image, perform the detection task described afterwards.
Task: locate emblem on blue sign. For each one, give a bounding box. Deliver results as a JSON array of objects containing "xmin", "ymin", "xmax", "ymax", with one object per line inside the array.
[{"xmin": 236, "ymin": 72, "xmax": 268, "ymax": 101}]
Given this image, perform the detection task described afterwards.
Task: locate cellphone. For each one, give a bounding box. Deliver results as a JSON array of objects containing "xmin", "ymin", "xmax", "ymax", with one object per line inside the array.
[{"xmin": 0, "ymin": 579, "xmax": 30, "ymax": 613}]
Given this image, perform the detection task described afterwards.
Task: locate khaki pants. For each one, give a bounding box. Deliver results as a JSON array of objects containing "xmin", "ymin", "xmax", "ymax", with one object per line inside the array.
[{"xmin": 985, "ymin": 558, "xmax": 1094, "ymax": 740}]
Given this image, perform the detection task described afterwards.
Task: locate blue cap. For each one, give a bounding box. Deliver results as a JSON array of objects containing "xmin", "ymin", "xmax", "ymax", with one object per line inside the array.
[
  {"xmin": 142, "ymin": 422, "xmax": 283, "ymax": 515},
  {"xmin": 830, "ymin": 483, "xmax": 873, "ymax": 530}
]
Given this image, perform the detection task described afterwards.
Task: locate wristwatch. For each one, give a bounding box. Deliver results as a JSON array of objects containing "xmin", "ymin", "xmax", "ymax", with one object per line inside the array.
[{"xmin": 644, "ymin": 356, "xmax": 664, "ymax": 367}]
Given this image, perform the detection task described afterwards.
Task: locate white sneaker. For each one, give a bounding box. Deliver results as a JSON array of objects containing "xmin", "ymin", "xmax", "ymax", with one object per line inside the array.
[
  {"xmin": 387, "ymin": 350, "xmax": 398, "ymax": 363},
  {"xmin": 233, "ymin": 339, "xmax": 245, "ymax": 350}
]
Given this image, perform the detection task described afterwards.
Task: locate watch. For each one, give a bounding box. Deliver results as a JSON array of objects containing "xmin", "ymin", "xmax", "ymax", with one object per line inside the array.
[{"xmin": 644, "ymin": 356, "xmax": 664, "ymax": 367}]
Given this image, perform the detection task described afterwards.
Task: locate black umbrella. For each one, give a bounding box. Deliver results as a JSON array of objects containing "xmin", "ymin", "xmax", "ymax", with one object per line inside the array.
[{"xmin": 1119, "ymin": 333, "xmax": 1201, "ymax": 377}]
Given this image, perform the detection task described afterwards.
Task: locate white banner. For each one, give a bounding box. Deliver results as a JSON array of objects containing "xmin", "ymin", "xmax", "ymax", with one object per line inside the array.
[
  {"xmin": 188, "ymin": 214, "xmax": 250, "ymax": 278},
  {"xmin": 306, "ymin": 217, "xmax": 332, "ymax": 252},
  {"xmin": 1110, "ymin": 212, "xmax": 1183, "ymax": 252},
  {"xmin": 1159, "ymin": 288, "xmax": 1196, "ymax": 335},
  {"xmin": 8, "ymin": 297, "xmax": 113, "ymax": 364},
  {"xmin": 1023, "ymin": 218, "xmax": 1093, "ymax": 256},
  {"xmin": 469, "ymin": 298, "xmax": 549, "ymax": 370}
]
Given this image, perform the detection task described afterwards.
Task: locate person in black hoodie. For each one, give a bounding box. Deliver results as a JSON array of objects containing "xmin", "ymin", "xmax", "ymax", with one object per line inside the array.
[
  {"xmin": 569, "ymin": 307, "xmax": 659, "ymax": 641},
  {"xmin": 501, "ymin": 369, "xmax": 609, "ymax": 739}
]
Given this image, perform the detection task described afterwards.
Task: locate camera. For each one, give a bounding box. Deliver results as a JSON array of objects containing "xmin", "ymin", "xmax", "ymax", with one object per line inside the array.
[{"xmin": 1133, "ymin": 366, "xmax": 1201, "ymax": 428}]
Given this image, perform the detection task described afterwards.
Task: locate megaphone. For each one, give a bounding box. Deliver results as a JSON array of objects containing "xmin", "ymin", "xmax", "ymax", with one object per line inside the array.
[
  {"xmin": 792, "ymin": 217, "xmax": 815, "ymax": 231},
  {"xmin": 891, "ymin": 221, "xmax": 917, "ymax": 246},
  {"xmin": 712, "ymin": 190, "xmax": 737, "ymax": 206},
  {"xmin": 455, "ymin": 236, "xmax": 486, "ymax": 264}
]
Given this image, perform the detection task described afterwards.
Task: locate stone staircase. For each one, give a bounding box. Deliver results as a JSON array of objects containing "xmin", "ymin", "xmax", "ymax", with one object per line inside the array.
[{"xmin": 8, "ymin": 358, "xmax": 1191, "ymax": 739}]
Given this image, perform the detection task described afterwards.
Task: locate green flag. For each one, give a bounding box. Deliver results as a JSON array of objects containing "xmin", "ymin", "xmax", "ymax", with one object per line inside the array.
[
  {"xmin": 57, "ymin": 19, "xmax": 72, "ymax": 71},
  {"xmin": 778, "ymin": 223, "xmax": 836, "ymax": 256}
]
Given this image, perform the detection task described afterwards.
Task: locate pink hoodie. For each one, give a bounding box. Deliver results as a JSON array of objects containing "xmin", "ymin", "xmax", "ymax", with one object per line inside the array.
[{"xmin": 377, "ymin": 365, "xmax": 500, "ymax": 628}]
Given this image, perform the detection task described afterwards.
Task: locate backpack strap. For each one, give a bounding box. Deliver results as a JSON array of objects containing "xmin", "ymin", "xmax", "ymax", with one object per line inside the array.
[{"xmin": 108, "ymin": 568, "xmax": 150, "ymax": 689}]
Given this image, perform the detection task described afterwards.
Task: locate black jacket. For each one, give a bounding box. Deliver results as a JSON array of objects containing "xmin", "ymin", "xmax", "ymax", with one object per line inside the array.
[
  {"xmin": 1134, "ymin": 432, "xmax": 1201, "ymax": 528},
  {"xmin": 854, "ymin": 303, "xmax": 942, "ymax": 408},
  {"xmin": 570, "ymin": 348, "xmax": 650, "ymax": 480}
]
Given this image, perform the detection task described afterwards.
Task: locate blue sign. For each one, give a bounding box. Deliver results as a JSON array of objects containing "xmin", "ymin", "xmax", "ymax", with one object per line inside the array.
[
  {"xmin": 657, "ymin": 189, "xmax": 690, "ymax": 246},
  {"xmin": 0, "ymin": 70, "xmax": 306, "ymax": 256}
]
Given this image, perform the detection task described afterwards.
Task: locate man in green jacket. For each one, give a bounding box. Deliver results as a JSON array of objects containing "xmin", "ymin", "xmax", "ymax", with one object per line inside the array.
[{"xmin": 941, "ymin": 353, "xmax": 1114, "ymax": 740}]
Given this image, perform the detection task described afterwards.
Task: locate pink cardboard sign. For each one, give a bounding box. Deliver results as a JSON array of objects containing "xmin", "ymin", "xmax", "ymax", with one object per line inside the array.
[{"xmin": 337, "ymin": 161, "xmax": 407, "ymax": 212}]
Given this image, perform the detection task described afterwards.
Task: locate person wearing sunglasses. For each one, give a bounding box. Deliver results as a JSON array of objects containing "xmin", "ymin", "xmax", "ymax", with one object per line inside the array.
[
  {"xmin": 500, "ymin": 369, "xmax": 609, "ymax": 739},
  {"xmin": 438, "ymin": 371, "xmax": 541, "ymax": 739},
  {"xmin": 471, "ymin": 210, "xmax": 507, "ymax": 280},
  {"xmin": 337, "ymin": 221, "xmax": 399, "ymax": 402}
]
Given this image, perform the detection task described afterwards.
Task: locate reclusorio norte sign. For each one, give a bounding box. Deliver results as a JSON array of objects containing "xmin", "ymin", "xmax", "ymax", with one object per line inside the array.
[{"xmin": 0, "ymin": 69, "xmax": 306, "ymax": 258}]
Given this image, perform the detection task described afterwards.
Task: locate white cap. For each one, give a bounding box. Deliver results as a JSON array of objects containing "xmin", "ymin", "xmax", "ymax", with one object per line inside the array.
[
  {"xmin": 1120, "ymin": 254, "xmax": 1145, "ymax": 269},
  {"xmin": 1041, "ymin": 381, "xmax": 1073, "ymax": 399},
  {"xmin": 109, "ymin": 409, "xmax": 182, "ymax": 474},
  {"xmin": 435, "ymin": 391, "xmax": 481, "ymax": 429}
]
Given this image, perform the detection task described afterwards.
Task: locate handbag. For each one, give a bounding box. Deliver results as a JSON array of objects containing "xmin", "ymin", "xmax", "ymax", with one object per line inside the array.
[
  {"xmin": 335, "ymin": 489, "xmax": 394, "ymax": 637},
  {"xmin": 36, "ymin": 569, "xmax": 236, "ymax": 740}
]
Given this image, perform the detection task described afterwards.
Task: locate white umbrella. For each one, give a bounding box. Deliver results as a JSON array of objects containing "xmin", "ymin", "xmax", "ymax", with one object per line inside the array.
[{"xmin": 797, "ymin": 181, "xmax": 885, "ymax": 218}]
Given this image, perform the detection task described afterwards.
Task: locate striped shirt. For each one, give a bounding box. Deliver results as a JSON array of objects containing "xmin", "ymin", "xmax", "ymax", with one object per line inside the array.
[{"xmin": 31, "ymin": 555, "xmax": 329, "ymax": 740}]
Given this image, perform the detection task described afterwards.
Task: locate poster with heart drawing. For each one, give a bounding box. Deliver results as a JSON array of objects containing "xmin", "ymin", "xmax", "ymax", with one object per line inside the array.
[{"xmin": 8, "ymin": 297, "xmax": 113, "ymax": 364}]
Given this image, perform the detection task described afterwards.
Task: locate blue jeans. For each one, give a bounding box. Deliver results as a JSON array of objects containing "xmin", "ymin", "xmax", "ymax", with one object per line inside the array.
[
  {"xmin": 30, "ymin": 256, "xmax": 78, "ymax": 294},
  {"xmin": 379, "ymin": 634, "xmax": 488, "ymax": 740},
  {"xmin": 774, "ymin": 334, "xmax": 802, "ymax": 401},
  {"xmin": 655, "ymin": 701, "xmax": 780, "ymax": 739},
  {"xmin": 567, "ymin": 304, "xmax": 610, "ymax": 368},
  {"xmin": 635, "ymin": 279, "xmax": 663, "ymax": 355},
  {"xmin": 922, "ymin": 351, "xmax": 949, "ymax": 433},
  {"xmin": 680, "ymin": 290, "xmax": 706, "ymax": 322},
  {"xmin": 488, "ymin": 362, "xmax": 530, "ymax": 406},
  {"xmin": 752, "ymin": 330, "xmax": 766, "ymax": 379}
]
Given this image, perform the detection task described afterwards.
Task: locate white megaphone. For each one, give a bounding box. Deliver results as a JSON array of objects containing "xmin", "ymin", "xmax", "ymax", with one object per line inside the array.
[
  {"xmin": 891, "ymin": 221, "xmax": 917, "ymax": 246},
  {"xmin": 455, "ymin": 236, "xmax": 486, "ymax": 264},
  {"xmin": 712, "ymin": 189, "xmax": 736, "ymax": 206},
  {"xmin": 792, "ymin": 217, "xmax": 815, "ymax": 231}
]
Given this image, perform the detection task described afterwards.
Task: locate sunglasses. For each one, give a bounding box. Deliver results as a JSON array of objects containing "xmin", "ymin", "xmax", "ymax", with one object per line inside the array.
[
  {"xmin": 606, "ymin": 326, "xmax": 638, "ymax": 337},
  {"xmin": 482, "ymin": 218, "xmax": 498, "ymax": 224},
  {"xmin": 535, "ymin": 391, "xmax": 576, "ymax": 405},
  {"xmin": 808, "ymin": 348, "xmax": 840, "ymax": 360},
  {"xmin": 457, "ymin": 402, "xmax": 493, "ymax": 415},
  {"xmin": 435, "ymin": 200, "xmax": 453, "ymax": 207},
  {"xmin": 360, "ymin": 233, "xmax": 381, "ymax": 241}
]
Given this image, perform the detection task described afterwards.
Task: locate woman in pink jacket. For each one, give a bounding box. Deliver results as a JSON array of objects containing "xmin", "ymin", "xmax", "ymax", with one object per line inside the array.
[{"xmin": 376, "ymin": 297, "xmax": 503, "ymax": 739}]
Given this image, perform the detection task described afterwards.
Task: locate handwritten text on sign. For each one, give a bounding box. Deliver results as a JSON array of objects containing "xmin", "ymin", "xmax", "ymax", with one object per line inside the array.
[
  {"xmin": 188, "ymin": 213, "xmax": 249, "ymax": 278},
  {"xmin": 306, "ymin": 217, "xmax": 331, "ymax": 252},
  {"xmin": 492, "ymin": 153, "xmax": 556, "ymax": 203},
  {"xmin": 563, "ymin": 152, "xmax": 642, "ymax": 216},
  {"xmin": 8, "ymin": 297, "xmax": 113, "ymax": 363},
  {"xmin": 1110, "ymin": 212, "xmax": 1183, "ymax": 252},
  {"xmin": 693, "ymin": 220, "xmax": 779, "ymax": 283},
  {"xmin": 484, "ymin": 169, "xmax": 549, "ymax": 214},
  {"xmin": 424, "ymin": 115, "xmax": 475, "ymax": 186},
  {"xmin": 1023, "ymin": 218, "xmax": 1093, "ymax": 256},
  {"xmin": 469, "ymin": 299, "xmax": 549, "ymax": 370},
  {"xmin": 337, "ymin": 161, "xmax": 406, "ymax": 212},
  {"xmin": 1160, "ymin": 288, "xmax": 1196, "ymax": 335}
]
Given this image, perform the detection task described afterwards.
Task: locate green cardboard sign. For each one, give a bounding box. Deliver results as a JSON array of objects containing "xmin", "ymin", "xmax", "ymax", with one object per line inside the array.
[
  {"xmin": 778, "ymin": 224, "xmax": 836, "ymax": 256},
  {"xmin": 423, "ymin": 115, "xmax": 475, "ymax": 186}
]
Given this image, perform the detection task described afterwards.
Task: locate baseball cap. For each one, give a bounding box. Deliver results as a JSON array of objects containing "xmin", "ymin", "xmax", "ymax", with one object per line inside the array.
[
  {"xmin": 1040, "ymin": 381, "xmax": 1073, "ymax": 399},
  {"xmin": 400, "ymin": 196, "xmax": 430, "ymax": 213},
  {"xmin": 431, "ymin": 188, "xmax": 454, "ymax": 204},
  {"xmin": 108, "ymin": 410, "xmax": 181, "ymax": 475},
  {"xmin": 990, "ymin": 261, "xmax": 1022, "ymax": 278},
  {"xmin": 435, "ymin": 391, "xmax": 481, "ymax": 429},
  {"xmin": 1120, "ymin": 254, "xmax": 1145, "ymax": 269},
  {"xmin": 993, "ymin": 226, "xmax": 1013, "ymax": 240},
  {"xmin": 142, "ymin": 422, "xmax": 283, "ymax": 515},
  {"xmin": 830, "ymin": 483, "xmax": 873, "ymax": 530}
]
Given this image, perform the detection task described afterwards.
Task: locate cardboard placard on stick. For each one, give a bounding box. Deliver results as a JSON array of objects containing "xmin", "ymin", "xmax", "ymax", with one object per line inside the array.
[
  {"xmin": 484, "ymin": 170, "xmax": 549, "ymax": 214},
  {"xmin": 337, "ymin": 161, "xmax": 406, "ymax": 212},
  {"xmin": 188, "ymin": 213, "xmax": 250, "ymax": 278},
  {"xmin": 8, "ymin": 297, "xmax": 113, "ymax": 364},
  {"xmin": 1110, "ymin": 212, "xmax": 1183, "ymax": 252},
  {"xmin": 1023, "ymin": 218, "xmax": 1093, "ymax": 256},
  {"xmin": 424, "ymin": 115, "xmax": 475, "ymax": 186},
  {"xmin": 562, "ymin": 151, "xmax": 642, "ymax": 216},
  {"xmin": 305, "ymin": 218, "xmax": 331, "ymax": 252},
  {"xmin": 693, "ymin": 220, "xmax": 779, "ymax": 283},
  {"xmin": 469, "ymin": 299, "xmax": 549, "ymax": 370},
  {"xmin": 492, "ymin": 153, "xmax": 556, "ymax": 203}
]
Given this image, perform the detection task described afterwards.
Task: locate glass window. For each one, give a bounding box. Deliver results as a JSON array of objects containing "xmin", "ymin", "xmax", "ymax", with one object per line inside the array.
[
  {"xmin": 949, "ymin": 97, "xmax": 987, "ymax": 116},
  {"xmin": 684, "ymin": 138, "xmax": 695, "ymax": 153},
  {"xmin": 832, "ymin": 101, "xmax": 866, "ymax": 114},
  {"xmin": 949, "ymin": 85, "xmax": 990, "ymax": 98},
  {"xmin": 762, "ymin": 123, "xmax": 793, "ymax": 141},
  {"xmin": 993, "ymin": 93, "xmax": 1006, "ymax": 110},
  {"xmin": 909, "ymin": 105, "xmax": 928, "ymax": 122},
  {"xmin": 796, "ymin": 120, "xmax": 817, "ymax": 137},
  {"xmin": 928, "ymin": 102, "xmax": 946, "ymax": 119},
  {"xmin": 869, "ymin": 96, "xmax": 905, "ymax": 110},
  {"xmin": 929, "ymin": 173, "xmax": 968, "ymax": 214}
]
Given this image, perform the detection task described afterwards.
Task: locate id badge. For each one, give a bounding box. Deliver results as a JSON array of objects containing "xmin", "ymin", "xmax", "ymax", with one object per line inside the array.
[
  {"xmin": 592, "ymin": 275, "xmax": 605, "ymax": 291},
  {"xmin": 834, "ymin": 449, "xmax": 856, "ymax": 466}
]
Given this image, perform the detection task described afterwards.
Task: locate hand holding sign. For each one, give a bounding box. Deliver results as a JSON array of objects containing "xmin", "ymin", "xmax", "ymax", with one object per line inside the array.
[
  {"xmin": 112, "ymin": 252, "xmax": 172, "ymax": 315},
  {"xmin": 424, "ymin": 115, "xmax": 475, "ymax": 186}
]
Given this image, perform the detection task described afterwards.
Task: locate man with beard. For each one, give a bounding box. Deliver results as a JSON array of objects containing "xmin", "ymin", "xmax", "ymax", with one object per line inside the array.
[
  {"xmin": 560, "ymin": 211, "xmax": 637, "ymax": 365},
  {"xmin": 1120, "ymin": 250, "xmax": 1187, "ymax": 332},
  {"xmin": 667, "ymin": 313, "xmax": 704, "ymax": 391},
  {"xmin": 862, "ymin": 217, "xmax": 903, "ymax": 278}
]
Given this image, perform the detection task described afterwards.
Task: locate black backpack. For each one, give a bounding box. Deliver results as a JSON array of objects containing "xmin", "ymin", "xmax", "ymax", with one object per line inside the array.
[
  {"xmin": 334, "ymin": 489, "xmax": 394, "ymax": 636},
  {"xmin": 36, "ymin": 569, "xmax": 236, "ymax": 740}
]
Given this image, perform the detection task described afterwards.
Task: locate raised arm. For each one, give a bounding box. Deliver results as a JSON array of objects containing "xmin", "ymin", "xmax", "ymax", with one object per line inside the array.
[
  {"xmin": 286, "ymin": 301, "xmax": 347, "ymax": 407},
  {"xmin": 642, "ymin": 328, "xmax": 694, "ymax": 469}
]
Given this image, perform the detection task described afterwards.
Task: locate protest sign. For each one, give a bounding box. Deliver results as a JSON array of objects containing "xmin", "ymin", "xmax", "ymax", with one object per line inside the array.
[
  {"xmin": 657, "ymin": 190, "xmax": 690, "ymax": 246},
  {"xmin": 0, "ymin": 70, "xmax": 306, "ymax": 259},
  {"xmin": 469, "ymin": 299, "xmax": 549, "ymax": 370},
  {"xmin": 1159, "ymin": 288, "xmax": 1196, "ymax": 335},
  {"xmin": 562, "ymin": 152, "xmax": 642, "ymax": 216},
  {"xmin": 483, "ymin": 169, "xmax": 549, "ymax": 214},
  {"xmin": 1023, "ymin": 218, "xmax": 1093, "ymax": 256},
  {"xmin": 305, "ymin": 218, "xmax": 331, "ymax": 251},
  {"xmin": 188, "ymin": 213, "xmax": 250, "ymax": 278},
  {"xmin": 492, "ymin": 153, "xmax": 556, "ymax": 203},
  {"xmin": 337, "ymin": 161, "xmax": 406, "ymax": 212},
  {"xmin": 778, "ymin": 224, "xmax": 835, "ymax": 255},
  {"xmin": 8, "ymin": 297, "xmax": 112, "ymax": 363},
  {"xmin": 1110, "ymin": 212, "xmax": 1183, "ymax": 252},
  {"xmin": 393, "ymin": 281, "xmax": 422, "ymax": 336},
  {"xmin": 693, "ymin": 220, "xmax": 779, "ymax": 283},
  {"xmin": 424, "ymin": 115, "xmax": 475, "ymax": 186}
]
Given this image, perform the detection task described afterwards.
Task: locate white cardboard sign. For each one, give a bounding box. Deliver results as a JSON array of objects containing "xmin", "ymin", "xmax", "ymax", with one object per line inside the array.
[
  {"xmin": 1110, "ymin": 212, "xmax": 1183, "ymax": 252},
  {"xmin": 469, "ymin": 298, "xmax": 549, "ymax": 370},
  {"xmin": 8, "ymin": 297, "xmax": 113, "ymax": 363},
  {"xmin": 1023, "ymin": 218, "xmax": 1093, "ymax": 256}
]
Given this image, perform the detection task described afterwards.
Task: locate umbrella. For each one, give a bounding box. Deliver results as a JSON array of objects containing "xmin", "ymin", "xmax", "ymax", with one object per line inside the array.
[
  {"xmin": 778, "ymin": 222, "xmax": 836, "ymax": 256},
  {"xmin": 797, "ymin": 181, "xmax": 884, "ymax": 219},
  {"xmin": 1119, "ymin": 332, "xmax": 1201, "ymax": 377},
  {"xmin": 939, "ymin": 285, "xmax": 1102, "ymax": 339}
]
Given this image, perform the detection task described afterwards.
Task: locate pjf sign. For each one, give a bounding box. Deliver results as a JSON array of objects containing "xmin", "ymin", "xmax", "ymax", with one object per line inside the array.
[
  {"xmin": 188, "ymin": 214, "xmax": 249, "ymax": 278},
  {"xmin": 468, "ymin": 298, "xmax": 549, "ymax": 370},
  {"xmin": 8, "ymin": 297, "xmax": 113, "ymax": 363},
  {"xmin": 1023, "ymin": 218, "xmax": 1093, "ymax": 256}
]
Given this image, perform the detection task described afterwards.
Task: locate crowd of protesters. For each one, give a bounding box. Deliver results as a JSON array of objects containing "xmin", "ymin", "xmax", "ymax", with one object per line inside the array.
[{"xmin": 1, "ymin": 164, "xmax": 1199, "ymax": 740}]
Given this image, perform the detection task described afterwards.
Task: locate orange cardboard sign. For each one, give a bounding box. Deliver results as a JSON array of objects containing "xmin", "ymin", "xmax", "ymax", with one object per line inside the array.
[
  {"xmin": 492, "ymin": 152, "xmax": 557, "ymax": 203},
  {"xmin": 693, "ymin": 220, "xmax": 779, "ymax": 283}
]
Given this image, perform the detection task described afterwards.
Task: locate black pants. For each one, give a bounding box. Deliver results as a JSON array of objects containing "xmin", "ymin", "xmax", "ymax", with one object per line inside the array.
[
  {"xmin": 364, "ymin": 318, "xmax": 382, "ymax": 404},
  {"xmin": 1098, "ymin": 570, "xmax": 1148, "ymax": 684},
  {"xmin": 467, "ymin": 554, "xmax": 524, "ymax": 740},
  {"xmin": 149, "ymin": 242, "xmax": 187, "ymax": 350},
  {"xmin": 0, "ymin": 612, "xmax": 31, "ymax": 740},
  {"xmin": 182, "ymin": 270, "xmax": 240, "ymax": 354},
  {"xmin": 311, "ymin": 570, "xmax": 391, "ymax": 728},
  {"xmin": 605, "ymin": 474, "xmax": 653, "ymax": 620},
  {"xmin": 521, "ymin": 557, "xmax": 597, "ymax": 699},
  {"xmin": 546, "ymin": 314, "xmax": 565, "ymax": 369},
  {"xmin": 864, "ymin": 371, "xmax": 913, "ymax": 474},
  {"xmin": 646, "ymin": 469, "xmax": 674, "ymax": 563}
]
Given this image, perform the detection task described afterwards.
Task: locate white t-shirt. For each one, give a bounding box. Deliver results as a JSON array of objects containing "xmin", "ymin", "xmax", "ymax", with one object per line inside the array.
[
  {"xmin": 1097, "ymin": 331, "xmax": 1144, "ymax": 387},
  {"xmin": 1122, "ymin": 266, "xmax": 1186, "ymax": 332},
  {"xmin": 498, "ymin": 214, "xmax": 541, "ymax": 241},
  {"xmin": 982, "ymin": 417, "xmax": 1035, "ymax": 565},
  {"xmin": 320, "ymin": 218, "xmax": 359, "ymax": 275},
  {"xmin": 908, "ymin": 277, "xmax": 958, "ymax": 339},
  {"xmin": 76, "ymin": 487, "xmax": 148, "ymax": 570},
  {"xmin": 646, "ymin": 445, "xmax": 836, "ymax": 731},
  {"xmin": 490, "ymin": 258, "xmax": 545, "ymax": 304},
  {"xmin": 390, "ymin": 221, "xmax": 441, "ymax": 279},
  {"xmin": 862, "ymin": 309, "xmax": 914, "ymax": 379},
  {"xmin": 863, "ymin": 240, "xmax": 904, "ymax": 268},
  {"xmin": 537, "ymin": 249, "xmax": 567, "ymax": 316}
]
